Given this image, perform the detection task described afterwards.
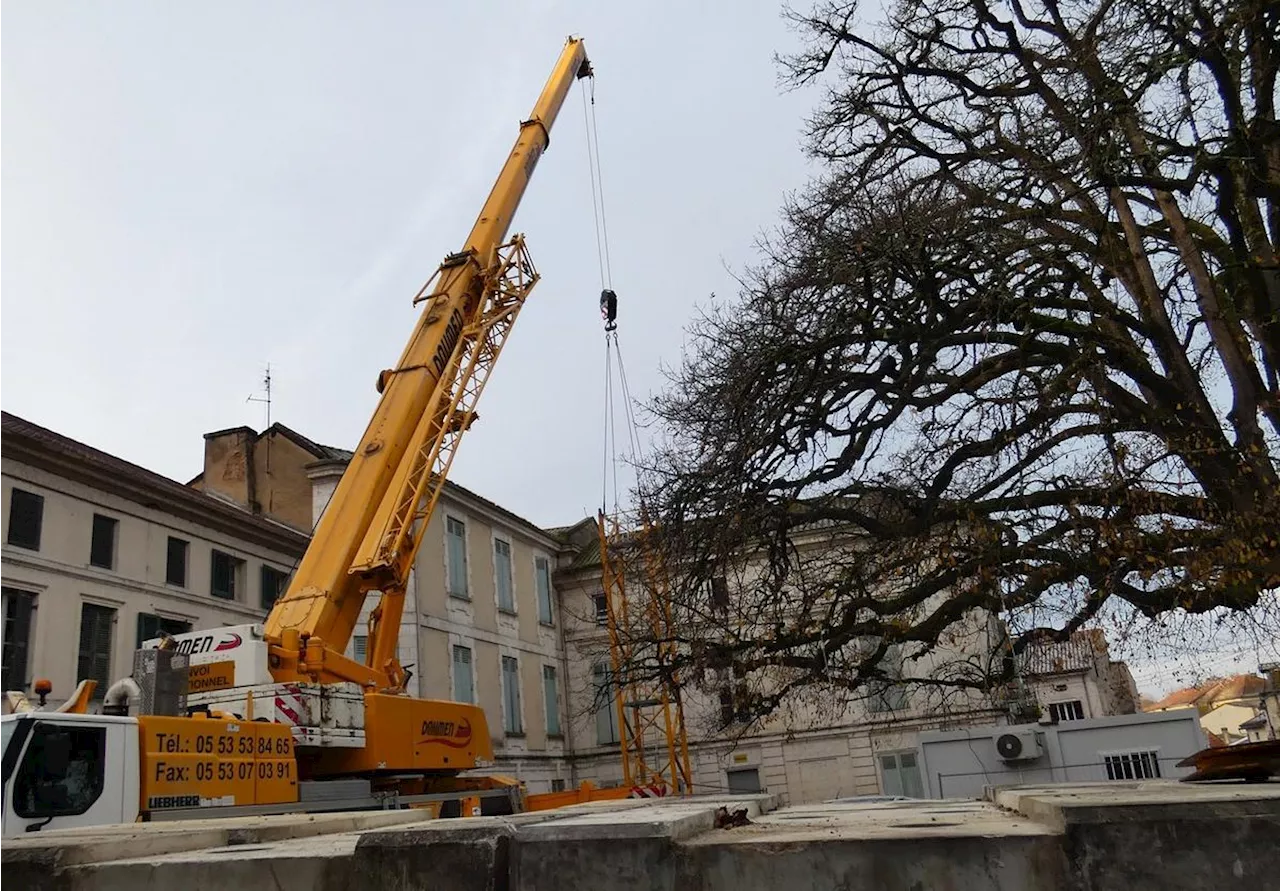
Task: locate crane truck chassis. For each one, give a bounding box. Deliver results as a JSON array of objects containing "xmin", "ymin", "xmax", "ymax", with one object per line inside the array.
[{"xmin": 0, "ymin": 36, "xmax": 631, "ymax": 837}]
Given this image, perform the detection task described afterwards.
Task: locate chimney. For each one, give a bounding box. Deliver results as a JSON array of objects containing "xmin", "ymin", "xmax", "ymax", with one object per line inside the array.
[
  {"xmin": 202, "ymin": 426, "xmax": 259, "ymax": 512},
  {"xmin": 306, "ymin": 459, "xmax": 348, "ymax": 528}
]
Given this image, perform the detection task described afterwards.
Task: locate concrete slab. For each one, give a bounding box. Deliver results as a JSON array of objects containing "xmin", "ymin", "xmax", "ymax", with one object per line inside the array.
[
  {"xmin": 12, "ymin": 783, "xmax": 1280, "ymax": 891},
  {"xmin": 351, "ymin": 814, "xmax": 554, "ymax": 891},
  {"xmin": 688, "ymin": 798, "xmax": 1056, "ymax": 844},
  {"xmin": 672, "ymin": 797, "xmax": 1066, "ymax": 891},
  {"xmin": 988, "ymin": 780, "xmax": 1280, "ymax": 891},
  {"xmin": 989, "ymin": 778, "xmax": 1280, "ymax": 828},
  {"xmin": 511, "ymin": 795, "xmax": 777, "ymax": 891},
  {"xmin": 2, "ymin": 807, "xmax": 435, "ymax": 867},
  {"xmin": 56, "ymin": 833, "xmax": 360, "ymax": 891},
  {"xmin": 0, "ymin": 809, "xmax": 437, "ymax": 891}
]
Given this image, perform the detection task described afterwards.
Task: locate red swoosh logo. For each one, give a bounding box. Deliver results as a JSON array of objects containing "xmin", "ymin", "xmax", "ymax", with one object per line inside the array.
[
  {"xmin": 422, "ymin": 736, "xmax": 473, "ymax": 748},
  {"xmin": 214, "ymin": 633, "xmax": 242, "ymax": 652}
]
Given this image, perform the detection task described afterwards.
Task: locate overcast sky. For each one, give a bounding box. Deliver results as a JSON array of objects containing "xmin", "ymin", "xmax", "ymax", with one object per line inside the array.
[{"xmin": 2, "ymin": 0, "xmax": 818, "ymax": 529}]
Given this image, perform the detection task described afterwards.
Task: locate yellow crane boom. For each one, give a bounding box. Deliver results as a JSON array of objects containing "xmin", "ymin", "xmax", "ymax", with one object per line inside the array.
[{"xmin": 264, "ymin": 37, "xmax": 592, "ymax": 696}]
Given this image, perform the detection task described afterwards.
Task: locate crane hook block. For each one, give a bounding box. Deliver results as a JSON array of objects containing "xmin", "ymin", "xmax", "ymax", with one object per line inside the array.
[{"xmin": 600, "ymin": 289, "xmax": 618, "ymax": 331}]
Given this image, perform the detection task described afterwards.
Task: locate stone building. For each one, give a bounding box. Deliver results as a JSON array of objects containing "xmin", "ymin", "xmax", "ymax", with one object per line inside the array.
[
  {"xmin": 1, "ymin": 412, "xmax": 307, "ymax": 702},
  {"xmin": 1144, "ymin": 672, "xmax": 1273, "ymax": 746},
  {"xmin": 549, "ymin": 516, "xmax": 1013, "ymax": 803},
  {"xmin": 548, "ymin": 517, "xmax": 1148, "ymax": 804},
  {"xmin": 2, "ymin": 412, "xmax": 1149, "ymax": 802},
  {"xmin": 193, "ymin": 422, "xmax": 573, "ymax": 793},
  {"xmin": 1019, "ymin": 628, "xmax": 1140, "ymax": 722}
]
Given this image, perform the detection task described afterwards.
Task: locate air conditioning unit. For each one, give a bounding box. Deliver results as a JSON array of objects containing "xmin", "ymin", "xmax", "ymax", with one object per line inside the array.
[{"xmin": 995, "ymin": 730, "xmax": 1043, "ymax": 762}]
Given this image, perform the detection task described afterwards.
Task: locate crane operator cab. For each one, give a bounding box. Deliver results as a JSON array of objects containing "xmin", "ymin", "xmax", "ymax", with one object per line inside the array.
[{"xmin": 600, "ymin": 289, "xmax": 618, "ymax": 331}]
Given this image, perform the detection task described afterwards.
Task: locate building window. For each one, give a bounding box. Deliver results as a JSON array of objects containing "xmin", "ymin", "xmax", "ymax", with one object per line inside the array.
[
  {"xmin": 551, "ymin": 778, "xmax": 566, "ymax": 793},
  {"xmin": 89, "ymin": 514, "xmax": 118, "ymax": 570},
  {"xmin": 879, "ymin": 751, "xmax": 924, "ymax": 798},
  {"xmin": 1103, "ymin": 750, "xmax": 1162, "ymax": 780},
  {"xmin": 2, "ymin": 588, "xmax": 36, "ymax": 692},
  {"xmin": 543, "ymin": 664, "xmax": 561, "ymax": 736},
  {"xmin": 211, "ymin": 550, "xmax": 243, "ymax": 600},
  {"xmin": 868, "ymin": 644, "xmax": 909, "ymax": 713},
  {"xmin": 136, "ymin": 614, "xmax": 191, "ymax": 649},
  {"xmin": 494, "ymin": 539, "xmax": 515, "ymax": 613},
  {"xmin": 717, "ymin": 667, "xmax": 751, "ymax": 728},
  {"xmin": 501, "ymin": 655, "xmax": 522, "ymax": 734},
  {"xmin": 446, "ymin": 517, "xmax": 468, "ymax": 599},
  {"xmin": 77, "ymin": 603, "xmax": 115, "ymax": 699},
  {"xmin": 535, "ymin": 556, "xmax": 554, "ymax": 625},
  {"xmin": 6, "ymin": 488, "xmax": 44, "ymax": 551},
  {"xmin": 593, "ymin": 593, "xmax": 609, "ymax": 626},
  {"xmin": 1048, "ymin": 699, "xmax": 1085, "ymax": 722},
  {"xmin": 451, "ymin": 645, "xmax": 474, "ymax": 703},
  {"xmin": 353, "ymin": 635, "xmax": 368, "ymax": 664},
  {"xmin": 593, "ymin": 661, "xmax": 620, "ymax": 745},
  {"xmin": 260, "ymin": 565, "xmax": 289, "ymax": 611},
  {"xmin": 165, "ymin": 537, "xmax": 188, "ymax": 587},
  {"xmin": 710, "ymin": 576, "xmax": 729, "ymax": 613}
]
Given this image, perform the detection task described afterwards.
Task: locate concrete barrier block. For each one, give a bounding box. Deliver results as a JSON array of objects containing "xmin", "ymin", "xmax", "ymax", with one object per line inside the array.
[
  {"xmin": 674, "ymin": 835, "xmax": 1070, "ymax": 891},
  {"xmin": 56, "ymin": 836, "xmax": 358, "ymax": 891},
  {"xmin": 512, "ymin": 803, "xmax": 729, "ymax": 891},
  {"xmin": 351, "ymin": 817, "xmax": 529, "ymax": 891}
]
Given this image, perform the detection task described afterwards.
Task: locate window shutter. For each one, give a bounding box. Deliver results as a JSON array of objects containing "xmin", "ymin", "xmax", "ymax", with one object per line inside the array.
[
  {"xmin": 78, "ymin": 604, "xmax": 115, "ymax": 696},
  {"xmin": 495, "ymin": 540, "xmax": 514, "ymax": 612},
  {"xmin": 501, "ymin": 656, "xmax": 522, "ymax": 733},
  {"xmin": 7, "ymin": 489, "xmax": 44, "ymax": 550},
  {"xmin": 137, "ymin": 614, "xmax": 156, "ymax": 649},
  {"xmin": 452, "ymin": 646, "xmax": 473, "ymax": 703},
  {"xmin": 166, "ymin": 537, "xmax": 188, "ymax": 586},
  {"xmin": 594, "ymin": 662, "xmax": 618, "ymax": 744},
  {"xmin": 543, "ymin": 665, "xmax": 561, "ymax": 736},
  {"xmin": 2, "ymin": 590, "xmax": 35, "ymax": 690},
  {"xmin": 536, "ymin": 558, "xmax": 553, "ymax": 624},
  {"xmin": 90, "ymin": 515, "xmax": 117, "ymax": 569}
]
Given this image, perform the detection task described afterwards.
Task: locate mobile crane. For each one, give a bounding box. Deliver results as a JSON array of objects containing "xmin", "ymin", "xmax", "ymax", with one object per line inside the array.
[{"xmin": 2, "ymin": 36, "xmax": 593, "ymax": 836}]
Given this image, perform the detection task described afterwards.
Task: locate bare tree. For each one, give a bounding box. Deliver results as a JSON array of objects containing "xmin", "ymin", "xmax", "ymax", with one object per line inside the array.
[{"xmin": 629, "ymin": 0, "xmax": 1280, "ymax": 724}]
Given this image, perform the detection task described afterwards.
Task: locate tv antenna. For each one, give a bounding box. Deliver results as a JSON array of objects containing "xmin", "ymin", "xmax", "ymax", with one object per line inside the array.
[
  {"xmin": 247, "ymin": 363, "xmax": 273, "ymax": 429},
  {"xmin": 247, "ymin": 363, "xmax": 274, "ymax": 473}
]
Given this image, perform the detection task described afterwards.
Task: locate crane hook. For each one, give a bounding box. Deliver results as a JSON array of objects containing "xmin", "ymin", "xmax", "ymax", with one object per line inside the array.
[{"xmin": 600, "ymin": 288, "xmax": 618, "ymax": 331}]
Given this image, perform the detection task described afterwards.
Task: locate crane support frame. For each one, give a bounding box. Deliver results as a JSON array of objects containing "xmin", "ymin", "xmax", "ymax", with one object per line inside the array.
[
  {"xmin": 357, "ymin": 237, "xmax": 541, "ymax": 679},
  {"xmin": 597, "ymin": 511, "xmax": 693, "ymax": 796}
]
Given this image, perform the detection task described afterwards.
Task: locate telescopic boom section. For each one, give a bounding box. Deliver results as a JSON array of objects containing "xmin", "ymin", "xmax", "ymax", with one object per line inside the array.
[{"xmin": 263, "ymin": 37, "xmax": 592, "ymax": 689}]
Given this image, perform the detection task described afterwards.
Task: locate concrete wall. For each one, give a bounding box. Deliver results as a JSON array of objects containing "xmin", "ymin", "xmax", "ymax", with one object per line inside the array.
[
  {"xmin": 1, "ymin": 459, "xmax": 305, "ymax": 702},
  {"xmin": 917, "ymin": 710, "xmax": 1207, "ymax": 799}
]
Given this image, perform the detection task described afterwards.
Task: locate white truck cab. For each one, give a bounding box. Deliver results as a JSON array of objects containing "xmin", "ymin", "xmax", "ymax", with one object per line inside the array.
[{"xmin": 1, "ymin": 711, "xmax": 140, "ymax": 837}]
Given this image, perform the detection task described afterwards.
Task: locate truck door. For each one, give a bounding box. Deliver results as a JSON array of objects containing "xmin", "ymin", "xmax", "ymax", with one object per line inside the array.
[{"xmin": 2, "ymin": 718, "xmax": 127, "ymax": 835}]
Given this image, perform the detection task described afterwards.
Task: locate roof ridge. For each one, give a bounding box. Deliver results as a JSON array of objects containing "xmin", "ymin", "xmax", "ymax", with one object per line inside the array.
[{"xmin": 1, "ymin": 411, "xmax": 308, "ymax": 545}]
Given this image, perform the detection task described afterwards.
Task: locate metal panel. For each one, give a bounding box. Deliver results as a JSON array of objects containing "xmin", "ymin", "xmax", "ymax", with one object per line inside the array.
[{"xmin": 132, "ymin": 648, "xmax": 189, "ymax": 716}]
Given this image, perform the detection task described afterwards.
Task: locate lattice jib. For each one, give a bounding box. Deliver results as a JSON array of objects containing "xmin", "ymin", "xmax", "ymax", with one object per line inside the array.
[{"xmin": 368, "ymin": 237, "xmax": 540, "ymax": 589}]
